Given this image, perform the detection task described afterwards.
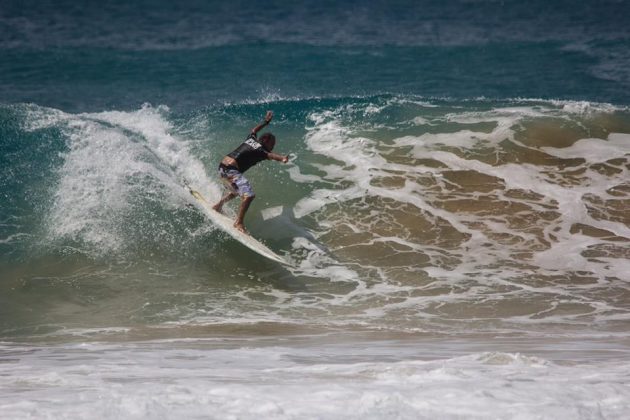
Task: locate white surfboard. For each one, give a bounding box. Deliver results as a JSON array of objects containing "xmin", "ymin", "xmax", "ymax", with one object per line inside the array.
[{"xmin": 186, "ymin": 185, "xmax": 292, "ymax": 266}]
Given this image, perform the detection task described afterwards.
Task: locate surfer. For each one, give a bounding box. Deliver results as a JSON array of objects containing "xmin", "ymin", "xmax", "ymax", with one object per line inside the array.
[{"xmin": 212, "ymin": 111, "xmax": 289, "ymax": 233}]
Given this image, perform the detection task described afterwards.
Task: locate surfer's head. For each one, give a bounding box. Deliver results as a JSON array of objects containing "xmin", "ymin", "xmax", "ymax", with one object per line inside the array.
[{"xmin": 260, "ymin": 133, "xmax": 276, "ymax": 151}]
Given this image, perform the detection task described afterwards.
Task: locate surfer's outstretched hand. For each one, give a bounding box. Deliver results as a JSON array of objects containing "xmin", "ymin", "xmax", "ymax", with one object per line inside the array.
[{"xmin": 264, "ymin": 110, "xmax": 273, "ymax": 123}]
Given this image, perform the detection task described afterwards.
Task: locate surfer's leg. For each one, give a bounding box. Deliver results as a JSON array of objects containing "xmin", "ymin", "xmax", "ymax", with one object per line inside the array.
[
  {"xmin": 214, "ymin": 167, "xmax": 241, "ymax": 212},
  {"xmin": 221, "ymin": 171, "xmax": 255, "ymax": 233},
  {"xmin": 212, "ymin": 192, "xmax": 237, "ymax": 213},
  {"xmin": 234, "ymin": 195, "xmax": 254, "ymax": 233}
]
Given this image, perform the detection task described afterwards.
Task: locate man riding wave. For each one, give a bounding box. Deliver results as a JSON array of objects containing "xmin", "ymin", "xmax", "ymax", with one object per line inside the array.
[{"xmin": 212, "ymin": 111, "xmax": 288, "ymax": 233}]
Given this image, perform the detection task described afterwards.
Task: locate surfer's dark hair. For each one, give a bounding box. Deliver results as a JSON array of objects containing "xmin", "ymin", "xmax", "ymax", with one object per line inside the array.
[{"xmin": 260, "ymin": 133, "xmax": 276, "ymax": 150}]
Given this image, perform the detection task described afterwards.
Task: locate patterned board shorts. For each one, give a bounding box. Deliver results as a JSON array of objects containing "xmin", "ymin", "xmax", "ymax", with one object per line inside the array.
[{"xmin": 218, "ymin": 166, "xmax": 255, "ymax": 198}]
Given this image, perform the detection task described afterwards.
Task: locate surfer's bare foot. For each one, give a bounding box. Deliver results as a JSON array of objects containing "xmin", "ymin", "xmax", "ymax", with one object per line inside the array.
[
  {"xmin": 212, "ymin": 204, "xmax": 222, "ymax": 213},
  {"xmin": 233, "ymin": 222, "xmax": 248, "ymax": 234}
]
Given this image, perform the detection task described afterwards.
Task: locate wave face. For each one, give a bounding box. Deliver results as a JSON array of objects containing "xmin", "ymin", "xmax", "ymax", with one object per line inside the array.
[{"xmin": 2, "ymin": 97, "xmax": 629, "ymax": 338}]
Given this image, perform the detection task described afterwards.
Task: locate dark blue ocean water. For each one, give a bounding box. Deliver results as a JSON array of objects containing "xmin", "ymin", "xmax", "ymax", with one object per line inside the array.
[{"xmin": 1, "ymin": 0, "xmax": 630, "ymax": 110}]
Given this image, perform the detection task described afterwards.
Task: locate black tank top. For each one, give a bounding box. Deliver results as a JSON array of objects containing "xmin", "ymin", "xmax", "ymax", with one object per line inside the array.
[{"xmin": 227, "ymin": 133, "xmax": 270, "ymax": 173}]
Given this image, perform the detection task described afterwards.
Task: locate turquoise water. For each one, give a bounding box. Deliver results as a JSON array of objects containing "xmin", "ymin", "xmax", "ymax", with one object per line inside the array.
[{"xmin": 1, "ymin": 1, "xmax": 630, "ymax": 418}]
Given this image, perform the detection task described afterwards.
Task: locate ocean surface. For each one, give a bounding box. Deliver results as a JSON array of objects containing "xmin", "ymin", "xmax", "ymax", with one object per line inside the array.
[{"xmin": 1, "ymin": 1, "xmax": 630, "ymax": 418}]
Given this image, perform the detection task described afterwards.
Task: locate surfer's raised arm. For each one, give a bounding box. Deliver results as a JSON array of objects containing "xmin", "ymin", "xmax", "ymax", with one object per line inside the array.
[
  {"xmin": 251, "ymin": 110, "xmax": 274, "ymax": 135},
  {"xmin": 255, "ymin": 112, "xmax": 288, "ymax": 163}
]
